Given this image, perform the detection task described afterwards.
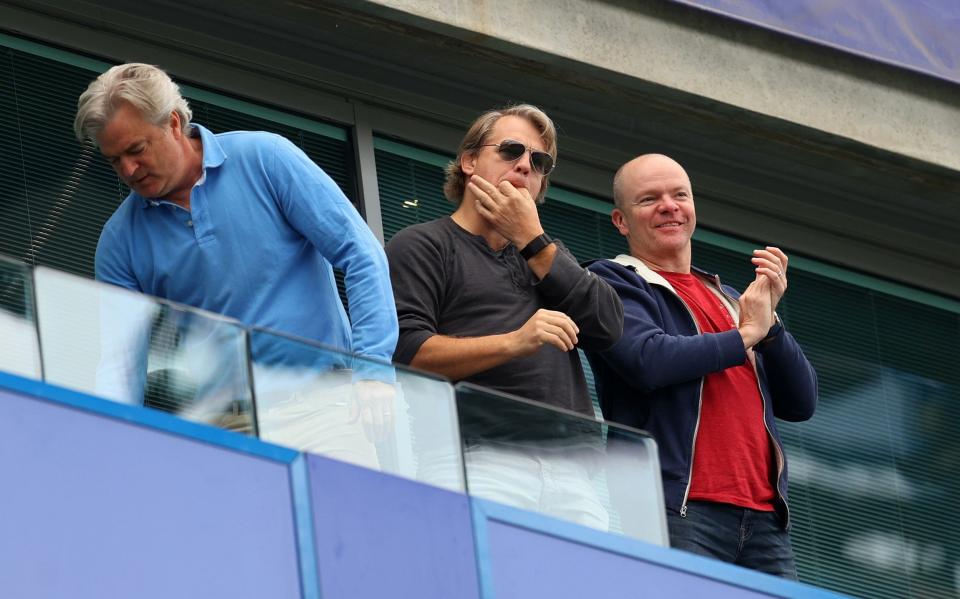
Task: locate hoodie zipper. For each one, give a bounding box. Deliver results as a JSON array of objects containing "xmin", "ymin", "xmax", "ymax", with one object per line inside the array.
[
  {"xmin": 679, "ymin": 376, "xmax": 703, "ymax": 518},
  {"xmin": 657, "ymin": 284, "xmax": 702, "ymax": 519},
  {"xmin": 714, "ymin": 276, "xmax": 790, "ymax": 528}
]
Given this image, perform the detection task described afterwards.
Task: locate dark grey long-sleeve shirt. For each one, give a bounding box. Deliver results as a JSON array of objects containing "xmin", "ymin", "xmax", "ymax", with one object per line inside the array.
[{"xmin": 386, "ymin": 216, "xmax": 623, "ymax": 416}]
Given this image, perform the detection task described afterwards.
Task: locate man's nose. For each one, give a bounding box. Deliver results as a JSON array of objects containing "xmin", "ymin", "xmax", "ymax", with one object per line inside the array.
[
  {"xmin": 658, "ymin": 195, "xmax": 680, "ymax": 211},
  {"xmin": 514, "ymin": 151, "xmax": 532, "ymax": 174},
  {"xmin": 118, "ymin": 156, "xmax": 138, "ymax": 179}
]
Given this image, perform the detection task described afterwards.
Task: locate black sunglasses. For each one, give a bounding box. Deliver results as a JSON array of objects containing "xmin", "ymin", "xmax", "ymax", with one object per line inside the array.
[{"xmin": 479, "ymin": 139, "xmax": 555, "ymax": 176}]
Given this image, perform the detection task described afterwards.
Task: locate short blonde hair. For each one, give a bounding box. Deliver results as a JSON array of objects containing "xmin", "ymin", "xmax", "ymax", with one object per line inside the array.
[
  {"xmin": 443, "ymin": 104, "xmax": 557, "ymax": 204},
  {"xmin": 75, "ymin": 63, "xmax": 192, "ymax": 144}
]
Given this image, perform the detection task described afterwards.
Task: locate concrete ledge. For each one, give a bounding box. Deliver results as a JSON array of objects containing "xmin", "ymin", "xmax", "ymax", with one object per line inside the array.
[{"xmin": 361, "ymin": 0, "xmax": 960, "ymax": 173}]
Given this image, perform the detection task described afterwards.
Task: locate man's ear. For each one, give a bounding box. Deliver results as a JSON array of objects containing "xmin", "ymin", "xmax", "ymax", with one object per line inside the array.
[
  {"xmin": 460, "ymin": 151, "xmax": 476, "ymax": 176},
  {"xmin": 612, "ymin": 208, "xmax": 629, "ymax": 236},
  {"xmin": 169, "ymin": 111, "xmax": 182, "ymax": 138}
]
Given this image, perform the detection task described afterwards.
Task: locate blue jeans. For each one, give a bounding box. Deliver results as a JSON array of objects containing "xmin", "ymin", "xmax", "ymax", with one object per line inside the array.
[{"xmin": 667, "ymin": 501, "xmax": 798, "ymax": 580}]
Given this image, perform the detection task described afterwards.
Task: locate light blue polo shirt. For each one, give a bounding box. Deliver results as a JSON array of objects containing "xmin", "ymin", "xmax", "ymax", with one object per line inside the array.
[{"xmin": 95, "ymin": 125, "xmax": 398, "ymax": 364}]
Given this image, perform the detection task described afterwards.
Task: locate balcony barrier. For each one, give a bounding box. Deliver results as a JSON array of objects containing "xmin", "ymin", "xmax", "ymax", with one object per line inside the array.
[{"xmin": 0, "ymin": 253, "xmax": 665, "ymax": 545}]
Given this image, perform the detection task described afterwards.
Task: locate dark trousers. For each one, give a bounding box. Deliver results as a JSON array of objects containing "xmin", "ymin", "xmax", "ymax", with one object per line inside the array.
[{"xmin": 667, "ymin": 500, "xmax": 798, "ymax": 580}]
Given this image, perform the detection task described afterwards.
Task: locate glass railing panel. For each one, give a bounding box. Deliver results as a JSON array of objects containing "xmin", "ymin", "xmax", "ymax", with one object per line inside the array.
[
  {"xmin": 33, "ymin": 267, "xmax": 255, "ymax": 433},
  {"xmin": 0, "ymin": 255, "xmax": 41, "ymax": 379},
  {"xmin": 455, "ymin": 382, "xmax": 668, "ymax": 545},
  {"xmin": 250, "ymin": 328, "xmax": 464, "ymax": 492}
]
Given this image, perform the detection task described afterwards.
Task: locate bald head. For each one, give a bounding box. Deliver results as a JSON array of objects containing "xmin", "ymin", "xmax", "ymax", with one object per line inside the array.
[
  {"xmin": 613, "ymin": 154, "xmax": 691, "ymax": 210},
  {"xmin": 610, "ymin": 153, "xmax": 696, "ymax": 272}
]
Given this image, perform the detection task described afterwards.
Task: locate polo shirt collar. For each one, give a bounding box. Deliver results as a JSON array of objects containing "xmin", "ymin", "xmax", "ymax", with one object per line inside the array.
[
  {"xmin": 137, "ymin": 123, "xmax": 226, "ymax": 208},
  {"xmin": 194, "ymin": 124, "xmax": 227, "ymax": 170}
]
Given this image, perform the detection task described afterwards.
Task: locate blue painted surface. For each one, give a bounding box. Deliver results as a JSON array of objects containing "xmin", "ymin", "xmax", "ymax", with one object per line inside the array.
[
  {"xmin": 488, "ymin": 521, "xmax": 773, "ymax": 599},
  {"xmin": 471, "ymin": 499, "xmax": 848, "ymax": 599},
  {"xmin": 0, "ymin": 370, "xmax": 298, "ymax": 463},
  {"xmin": 669, "ymin": 0, "xmax": 960, "ymax": 85},
  {"xmin": 0, "ymin": 376, "xmax": 302, "ymax": 599},
  {"xmin": 306, "ymin": 453, "xmax": 481, "ymax": 599},
  {"xmin": 0, "ymin": 369, "xmax": 851, "ymax": 598}
]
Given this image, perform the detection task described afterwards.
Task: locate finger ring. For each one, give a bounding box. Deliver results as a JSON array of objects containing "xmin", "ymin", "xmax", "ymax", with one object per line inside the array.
[{"xmin": 777, "ymin": 271, "xmax": 783, "ymax": 278}]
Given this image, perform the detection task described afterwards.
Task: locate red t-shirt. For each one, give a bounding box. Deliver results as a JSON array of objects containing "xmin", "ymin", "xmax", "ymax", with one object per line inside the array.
[{"xmin": 657, "ymin": 270, "xmax": 776, "ymax": 511}]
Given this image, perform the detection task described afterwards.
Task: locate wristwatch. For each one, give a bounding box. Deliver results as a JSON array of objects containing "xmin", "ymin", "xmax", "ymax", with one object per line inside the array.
[{"xmin": 519, "ymin": 233, "xmax": 553, "ymax": 260}]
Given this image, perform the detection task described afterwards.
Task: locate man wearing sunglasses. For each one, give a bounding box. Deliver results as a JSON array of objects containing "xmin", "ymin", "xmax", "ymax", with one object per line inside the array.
[
  {"xmin": 583, "ymin": 154, "xmax": 817, "ymax": 578},
  {"xmin": 386, "ymin": 104, "xmax": 623, "ymax": 528}
]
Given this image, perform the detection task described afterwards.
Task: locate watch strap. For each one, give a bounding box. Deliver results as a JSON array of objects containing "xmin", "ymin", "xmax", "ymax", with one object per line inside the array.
[{"xmin": 519, "ymin": 233, "xmax": 553, "ymax": 260}]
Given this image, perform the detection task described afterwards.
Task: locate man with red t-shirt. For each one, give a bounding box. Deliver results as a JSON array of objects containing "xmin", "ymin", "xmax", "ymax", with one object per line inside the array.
[{"xmin": 585, "ymin": 154, "xmax": 817, "ymax": 579}]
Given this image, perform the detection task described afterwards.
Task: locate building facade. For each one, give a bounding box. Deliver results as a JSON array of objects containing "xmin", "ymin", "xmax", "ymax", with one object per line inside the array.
[{"xmin": 2, "ymin": 1, "xmax": 959, "ymax": 596}]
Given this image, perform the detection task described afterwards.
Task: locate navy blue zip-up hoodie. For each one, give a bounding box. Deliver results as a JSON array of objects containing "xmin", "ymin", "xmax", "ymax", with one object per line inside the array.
[{"xmin": 585, "ymin": 256, "xmax": 817, "ymax": 528}]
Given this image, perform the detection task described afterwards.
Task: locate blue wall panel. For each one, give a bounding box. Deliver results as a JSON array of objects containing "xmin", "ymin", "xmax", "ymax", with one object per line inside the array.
[
  {"xmin": 306, "ymin": 454, "xmax": 480, "ymax": 599},
  {"xmin": 487, "ymin": 520, "xmax": 771, "ymax": 599},
  {"xmin": 0, "ymin": 371, "xmax": 851, "ymax": 599},
  {"xmin": 0, "ymin": 382, "xmax": 302, "ymax": 599},
  {"xmin": 472, "ymin": 500, "xmax": 846, "ymax": 599}
]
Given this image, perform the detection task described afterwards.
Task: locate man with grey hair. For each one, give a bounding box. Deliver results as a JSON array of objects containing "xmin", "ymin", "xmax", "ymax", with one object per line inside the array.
[
  {"xmin": 385, "ymin": 105, "xmax": 623, "ymax": 528},
  {"xmin": 585, "ymin": 153, "xmax": 817, "ymax": 577},
  {"xmin": 76, "ymin": 63, "xmax": 398, "ymax": 452}
]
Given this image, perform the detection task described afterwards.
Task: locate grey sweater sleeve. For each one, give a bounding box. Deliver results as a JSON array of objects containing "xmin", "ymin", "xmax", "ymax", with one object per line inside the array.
[{"xmin": 534, "ymin": 241, "xmax": 624, "ymax": 352}]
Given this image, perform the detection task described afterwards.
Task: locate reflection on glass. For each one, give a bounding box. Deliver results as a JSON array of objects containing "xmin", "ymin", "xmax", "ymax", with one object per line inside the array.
[
  {"xmin": 455, "ymin": 382, "xmax": 667, "ymax": 545},
  {"xmin": 33, "ymin": 267, "xmax": 254, "ymax": 433},
  {"xmin": 782, "ymin": 361, "xmax": 960, "ymax": 597},
  {"xmin": 249, "ymin": 328, "xmax": 464, "ymax": 492},
  {"xmin": 0, "ymin": 255, "xmax": 41, "ymax": 379}
]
